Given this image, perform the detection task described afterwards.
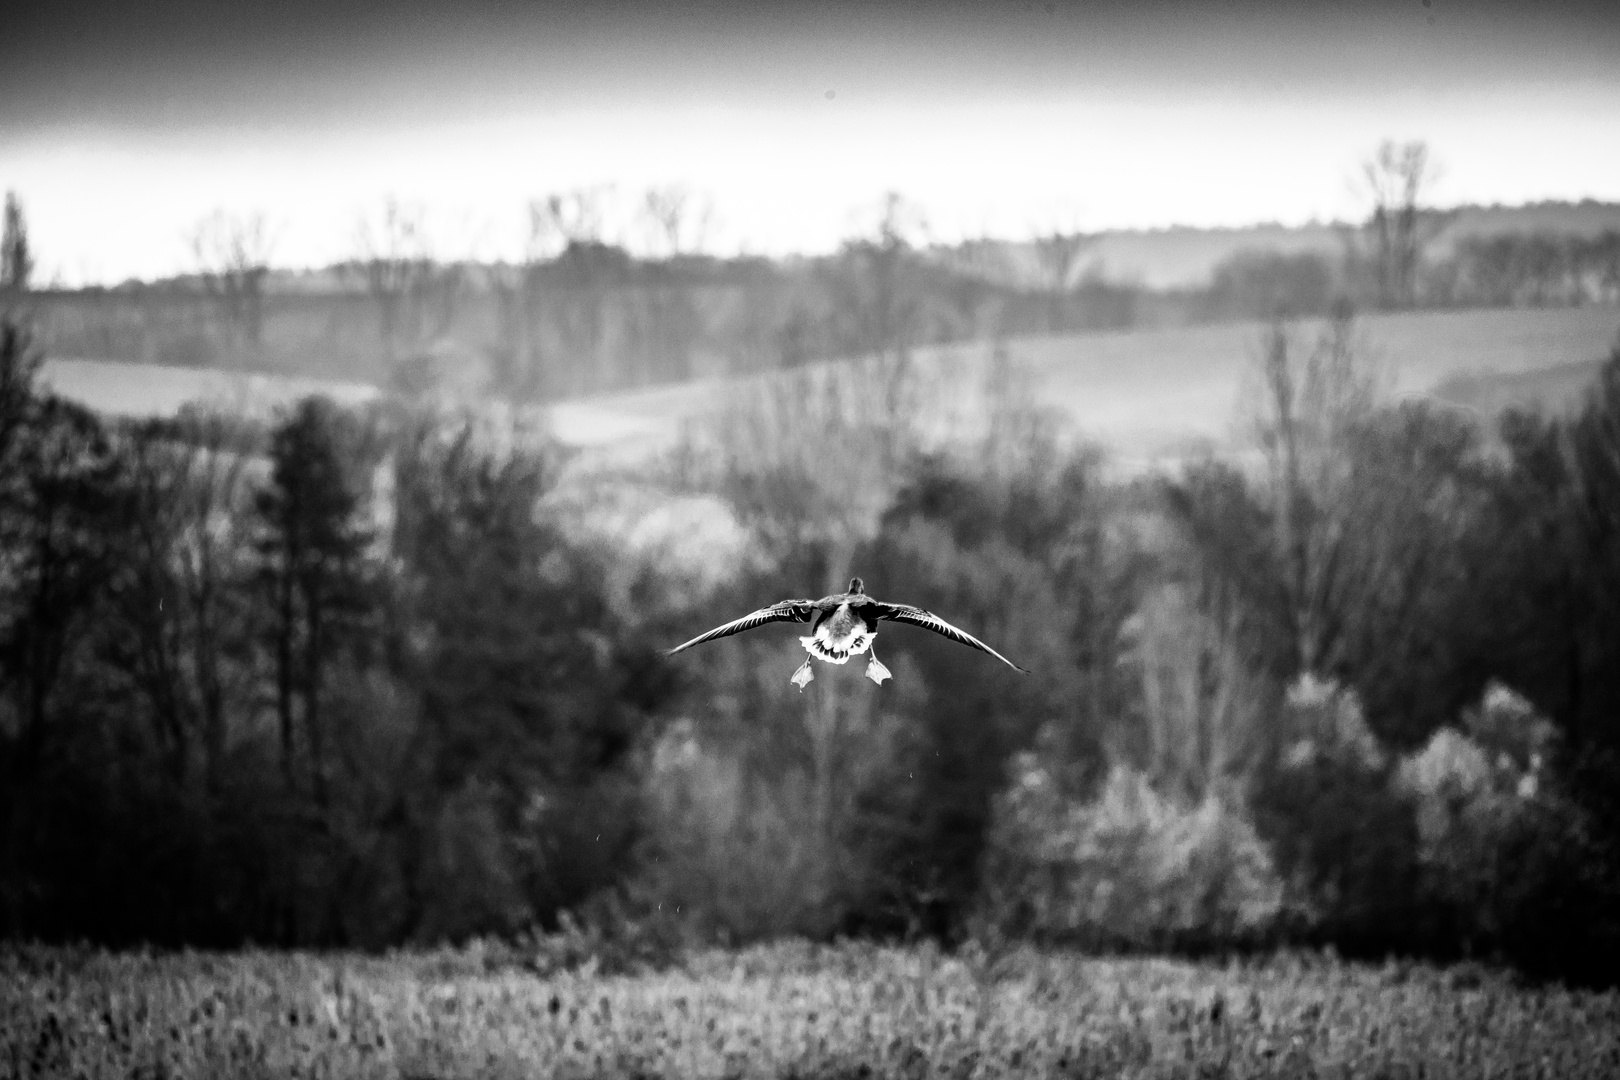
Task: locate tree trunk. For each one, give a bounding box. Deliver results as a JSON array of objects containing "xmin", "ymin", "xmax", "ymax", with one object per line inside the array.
[
  {"xmin": 276, "ymin": 569, "xmax": 297, "ymax": 789},
  {"xmin": 303, "ymin": 598, "xmax": 328, "ymax": 809}
]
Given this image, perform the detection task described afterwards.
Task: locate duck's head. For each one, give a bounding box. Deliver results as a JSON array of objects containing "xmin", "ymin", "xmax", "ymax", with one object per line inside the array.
[{"xmin": 848, "ymin": 577, "xmax": 865, "ymax": 595}]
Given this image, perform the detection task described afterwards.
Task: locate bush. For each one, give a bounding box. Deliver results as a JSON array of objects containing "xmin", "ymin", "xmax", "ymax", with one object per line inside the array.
[
  {"xmin": 979, "ymin": 756, "xmax": 1283, "ymax": 949},
  {"xmin": 1250, "ymin": 676, "xmax": 1422, "ymax": 951},
  {"xmin": 630, "ymin": 720, "xmax": 849, "ymax": 943},
  {"xmin": 1393, "ymin": 684, "xmax": 1620, "ymax": 981},
  {"xmin": 413, "ymin": 778, "xmax": 532, "ymax": 942},
  {"xmin": 1462, "ymin": 681, "xmax": 1559, "ymax": 776},
  {"xmin": 1204, "ymin": 248, "xmax": 1337, "ymax": 320}
]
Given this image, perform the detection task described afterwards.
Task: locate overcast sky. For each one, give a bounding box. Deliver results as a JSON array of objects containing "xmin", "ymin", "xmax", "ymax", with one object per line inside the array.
[{"xmin": 3, "ymin": 0, "xmax": 1618, "ymax": 285}]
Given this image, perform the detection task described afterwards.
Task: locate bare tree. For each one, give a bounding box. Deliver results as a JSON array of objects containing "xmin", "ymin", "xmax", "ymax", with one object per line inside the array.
[
  {"xmin": 1250, "ymin": 308, "xmax": 1382, "ymax": 673},
  {"xmin": 635, "ymin": 186, "xmax": 713, "ymax": 382},
  {"xmin": 1, "ymin": 192, "xmax": 32, "ymax": 292},
  {"xmin": 528, "ymin": 188, "xmax": 621, "ymax": 393},
  {"xmin": 1358, "ymin": 140, "xmax": 1443, "ymax": 309},
  {"xmin": 1156, "ymin": 314, "xmax": 1381, "ymax": 784},
  {"xmin": 108, "ymin": 417, "xmax": 255, "ymax": 787},
  {"xmin": 189, "ymin": 210, "xmax": 275, "ymax": 360},
  {"xmin": 492, "ymin": 191, "xmax": 613, "ymax": 402},
  {"xmin": 529, "ymin": 187, "xmax": 611, "ymax": 254},
  {"xmin": 351, "ymin": 199, "xmax": 457, "ymax": 367},
  {"xmin": 820, "ymin": 192, "xmax": 928, "ymax": 426},
  {"xmin": 1120, "ymin": 580, "xmax": 1269, "ymax": 803},
  {"xmin": 1032, "ymin": 226, "xmax": 1091, "ymax": 333},
  {"xmin": 639, "ymin": 185, "xmax": 714, "ymax": 259}
]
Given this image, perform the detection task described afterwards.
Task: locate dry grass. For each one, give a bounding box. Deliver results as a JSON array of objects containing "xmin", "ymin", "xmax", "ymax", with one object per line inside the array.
[{"xmin": 5, "ymin": 941, "xmax": 1617, "ymax": 1079}]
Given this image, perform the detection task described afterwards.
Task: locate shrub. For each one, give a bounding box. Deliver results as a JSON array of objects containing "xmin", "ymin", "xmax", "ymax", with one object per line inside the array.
[
  {"xmin": 1395, "ymin": 684, "xmax": 1618, "ymax": 980},
  {"xmin": 630, "ymin": 719, "xmax": 849, "ymax": 943},
  {"xmin": 1250, "ymin": 675, "xmax": 1422, "ymax": 950},
  {"xmin": 1461, "ymin": 681, "xmax": 1559, "ymax": 778},
  {"xmin": 413, "ymin": 778, "xmax": 532, "ymax": 943},
  {"xmin": 979, "ymin": 756, "xmax": 1283, "ymax": 949}
]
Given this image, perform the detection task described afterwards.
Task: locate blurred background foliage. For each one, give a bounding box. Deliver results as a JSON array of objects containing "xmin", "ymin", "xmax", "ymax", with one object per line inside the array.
[{"xmin": 3, "ymin": 297, "xmax": 1620, "ymax": 990}]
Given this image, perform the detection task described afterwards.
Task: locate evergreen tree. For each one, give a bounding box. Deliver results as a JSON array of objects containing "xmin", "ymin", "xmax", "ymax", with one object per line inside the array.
[
  {"xmin": 253, "ymin": 397, "xmax": 374, "ymax": 805},
  {"xmin": 392, "ymin": 421, "xmax": 667, "ymax": 928},
  {"xmin": 0, "ymin": 320, "xmax": 128, "ymax": 934},
  {"xmin": 1, "ymin": 193, "xmax": 32, "ymax": 291}
]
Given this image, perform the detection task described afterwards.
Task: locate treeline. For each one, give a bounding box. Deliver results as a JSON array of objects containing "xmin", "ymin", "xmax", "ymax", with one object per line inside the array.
[
  {"xmin": 0, "ymin": 317, "xmax": 672, "ymax": 945},
  {"xmin": 25, "ymin": 222, "xmax": 1620, "ymax": 398},
  {"xmin": 3, "ymin": 311, "xmax": 1620, "ymax": 985},
  {"xmin": 9, "ymin": 196, "xmax": 1146, "ymax": 398},
  {"xmin": 10, "ymin": 173, "xmax": 1617, "ymax": 402},
  {"xmin": 1432, "ymin": 230, "xmax": 1620, "ymax": 308},
  {"xmin": 1204, "ymin": 229, "xmax": 1620, "ymax": 322}
]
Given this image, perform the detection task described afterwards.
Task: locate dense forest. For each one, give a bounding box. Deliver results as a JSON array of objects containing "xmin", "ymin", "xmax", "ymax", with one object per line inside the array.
[{"xmin": 2, "ymin": 304, "xmax": 1618, "ymax": 986}]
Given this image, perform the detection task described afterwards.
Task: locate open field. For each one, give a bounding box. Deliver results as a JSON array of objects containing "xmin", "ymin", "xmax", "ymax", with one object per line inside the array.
[
  {"xmin": 38, "ymin": 306, "xmax": 1620, "ymax": 473},
  {"xmin": 554, "ymin": 305, "xmax": 1620, "ymax": 471},
  {"xmin": 37, "ymin": 357, "xmax": 380, "ymax": 421},
  {"xmin": 1007, "ymin": 305, "xmax": 1620, "ymax": 467},
  {"xmin": 3, "ymin": 942, "xmax": 1616, "ymax": 1079}
]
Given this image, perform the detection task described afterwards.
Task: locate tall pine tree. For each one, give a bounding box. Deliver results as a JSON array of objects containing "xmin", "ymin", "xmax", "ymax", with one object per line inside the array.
[
  {"xmin": 254, "ymin": 397, "xmax": 374, "ymax": 805},
  {"xmin": 1, "ymin": 193, "xmax": 32, "ymax": 291}
]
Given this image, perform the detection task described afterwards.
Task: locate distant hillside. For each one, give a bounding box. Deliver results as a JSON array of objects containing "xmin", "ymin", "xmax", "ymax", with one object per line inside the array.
[
  {"xmin": 1427, "ymin": 357, "xmax": 1608, "ymax": 422},
  {"xmin": 38, "ymin": 357, "xmax": 379, "ymax": 420},
  {"xmin": 12, "ymin": 200, "xmax": 1618, "ymax": 399},
  {"xmin": 1434, "ymin": 201, "xmax": 1620, "ymax": 256},
  {"xmin": 36, "ymin": 308, "xmax": 1620, "ymax": 539},
  {"xmin": 964, "ymin": 200, "xmax": 1620, "ymax": 291},
  {"xmin": 961, "ymin": 223, "xmax": 1347, "ymax": 291},
  {"xmin": 550, "ymin": 305, "xmax": 1620, "ymax": 472}
]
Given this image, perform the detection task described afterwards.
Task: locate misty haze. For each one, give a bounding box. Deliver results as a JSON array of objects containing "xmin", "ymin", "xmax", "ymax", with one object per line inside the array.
[{"xmin": 4, "ymin": 0, "xmax": 1620, "ymax": 1076}]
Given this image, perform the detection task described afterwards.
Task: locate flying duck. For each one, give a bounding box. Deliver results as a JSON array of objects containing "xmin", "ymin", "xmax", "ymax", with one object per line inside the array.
[{"xmin": 668, "ymin": 577, "xmax": 1029, "ymax": 689}]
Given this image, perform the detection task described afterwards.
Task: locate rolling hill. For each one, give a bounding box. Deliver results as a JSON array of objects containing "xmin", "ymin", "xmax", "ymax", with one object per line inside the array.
[
  {"xmin": 546, "ymin": 304, "xmax": 1620, "ymax": 472},
  {"xmin": 40, "ymin": 306, "xmax": 1620, "ymax": 473},
  {"xmin": 977, "ymin": 200, "xmax": 1620, "ymax": 291},
  {"xmin": 35, "ymin": 305, "xmax": 1616, "ymax": 581}
]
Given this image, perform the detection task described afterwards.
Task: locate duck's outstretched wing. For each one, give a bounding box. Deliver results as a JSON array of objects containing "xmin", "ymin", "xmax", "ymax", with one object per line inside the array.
[
  {"xmin": 870, "ymin": 602, "xmax": 1029, "ymax": 674},
  {"xmin": 667, "ymin": 600, "xmax": 817, "ymax": 656}
]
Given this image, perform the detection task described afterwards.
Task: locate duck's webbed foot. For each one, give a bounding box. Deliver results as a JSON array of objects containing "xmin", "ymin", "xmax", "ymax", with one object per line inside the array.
[
  {"xmin": 791, "ymin": 658, "xmax": 815, "ymax": 690},
  {"xmin": 865, "ymin": 651, "xmax": 892, "ymax": 686}
]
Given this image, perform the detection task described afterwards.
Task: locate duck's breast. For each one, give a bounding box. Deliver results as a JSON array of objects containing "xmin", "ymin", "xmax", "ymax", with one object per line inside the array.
[{"xmin": 806, "ymin": 604, "xmax": 875, "ymax": 660}]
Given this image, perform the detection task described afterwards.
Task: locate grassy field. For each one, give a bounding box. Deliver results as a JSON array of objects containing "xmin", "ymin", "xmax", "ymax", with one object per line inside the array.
[
  {"xmin": 554, "ymin": 304, "xmax": 1620, "ymax": 473},
  {"xmin": 39, "ymin": 307, "xmax": 1620, "ymax": 473},
  {"xmin": 4, "ymin": 942, "xmax": 1617, "ymax": 1079},
  {"xmin": 38, "ymin": 357, "xmax": 380, "ymax": 421},
  {"xmin": 33, "ymin": 307, "xmax": 1619, "ymax": 577},
  {"xmin": 1007, "ymin": 305, "xmax": 1620, "ymax": 468}
]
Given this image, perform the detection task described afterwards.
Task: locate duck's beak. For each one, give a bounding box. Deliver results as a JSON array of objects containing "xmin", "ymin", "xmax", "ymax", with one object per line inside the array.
[
  {"xmin": 865, "ymin": 655, "xmax": 892, "ymax": 686},
  {"xmin": 791, "ymin": 658, "xmax": 815, "ymax": 690}
]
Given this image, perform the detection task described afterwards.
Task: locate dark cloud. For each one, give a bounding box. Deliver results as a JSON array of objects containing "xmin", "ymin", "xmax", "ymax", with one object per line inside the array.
[{"xmin": 3, "ymin": 0, "xmax": 1617, "ymax": 138}]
